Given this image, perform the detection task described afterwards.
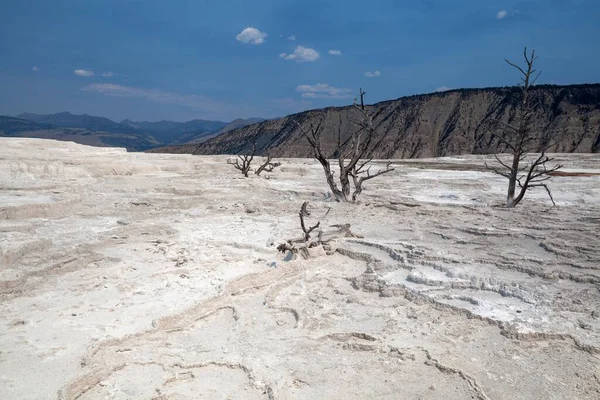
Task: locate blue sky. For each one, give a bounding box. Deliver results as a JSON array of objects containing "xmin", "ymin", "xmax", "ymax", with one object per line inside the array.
[{"xmin": 1, "ymin": 0, "xmax": 599, "ymax": 122}]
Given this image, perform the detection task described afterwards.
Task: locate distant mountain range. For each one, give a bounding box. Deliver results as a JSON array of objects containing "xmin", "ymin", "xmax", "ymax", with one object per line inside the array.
[
  {"xmin": 0, "ymin": 116, "xmax": 53, "ymax": 134},
  {"xmin": 119, "ymin": 118, "xmax": 228, "ymax": 143},
  {"xmin": 0, "ymin": 112, "xmax": 265, "ymax": 151},
  {"xmin": 6, "ymin": 83, "xmax": 600, "ymax": 157},
  {"xmin": 153, "ymin": 84, "xmax": 600, "ymax": 158},
  {"xmin": 0, "ymin": 115, "xmax": 161, "ymax": 150},
  {"xmin": 18, "ymin": 112, "xmax": 141, "ymax": 135}
]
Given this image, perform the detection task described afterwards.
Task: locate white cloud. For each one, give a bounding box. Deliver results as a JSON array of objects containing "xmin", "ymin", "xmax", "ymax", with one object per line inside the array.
[
  {"xmin": 497, "ymin": 10, "xmax": 508, "ymax": 19},
  {"xmin": 435, "ymin": 86, "xmax": 452, "ymax": 92},
  {"xmin": 287, "ymin": 35, "xmax": 296, "ymax": 41},
  {"xmin": 279, "ymin": 46, "xmax": 320, "ymax": 62},
  {"xmin": 101, "ymin": 72, "xmax": 114, "ymax": 77},
  {"xmin": 296, "ymin": 83, "xmax": 353, "ymax": 99},
  {"xmin": 364, "ymin": 70, "xmax": 381, "ymax": 78},
  {"xmin": 32, "ymin": 66, "xmax": 39, "ymax": 72},
  {"xmin": 74, "ymin": 69, "xmax": 94, "ymax": 77},
  {"xmin": 236, "ymin": 27, "xmax": 267, "ymax": 45},
  {"xmin": 328, "ymin": 49, "xmax": 342, "ymax": 56}
]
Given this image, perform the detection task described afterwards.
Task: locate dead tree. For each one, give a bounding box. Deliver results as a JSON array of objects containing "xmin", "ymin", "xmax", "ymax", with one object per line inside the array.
[
  {"xmin": 254, "ymin": 153, "xmax": 279, "ymax": 176},
  {"xmin": 484, "ymin": 48, "xmax": 562, "ymax": 208},
  {"xmin": 295, "ymin": 89, "xmax": 394, "ymax": 202},
  {"xmin": 227, "ymin": 142, "xmax": 256, "ymax": 177},
  {"xmin": 277, "ymin": 201, "xmax": 361, "ymax": 259},
  {"xmin": 228, "ymin": 144, "xmax": 279, "ymax": 177}
]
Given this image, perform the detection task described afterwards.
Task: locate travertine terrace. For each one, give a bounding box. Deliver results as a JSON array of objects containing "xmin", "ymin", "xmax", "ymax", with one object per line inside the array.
[{"xmin": 1, "ymin": 138, "xmax": 599, "ymax": 399}]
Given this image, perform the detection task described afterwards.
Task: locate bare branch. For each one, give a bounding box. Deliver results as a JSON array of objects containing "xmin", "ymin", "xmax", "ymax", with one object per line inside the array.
[
  {"xmin": 505, "ymin": 58, "xmax": 528, "ymax": 77},
  {"xmin": 354, "ymin": 157, "xmax": 373, "ymax": 175},
  {"xmin": 486, "ymin": 118, "xmax": 518, "ymax": 132},
  {"xmin": 358, "ymin": 162, "xmax": 394, "ymax": 183},
  {"xmin": 492, "ymin": 153, "xmax": 512, "ymax": 171},
  {"xmin": 228, "ymin": 142, "xmax": 256, "ymax": 177},
  {"xmin": 529, "ymin": 183, "xmax": 557, "ymax": 206},
  {"xmin": 255, "ymin": 153, "xmax": 278, "ymax": 176},
  {"xmin": 295, "ymin": 115, "xmax": 346, "ymax": 201},
  {"xmin": 299, "ymin": 201, "xmax": 320, "ymax": 241},
  {"xmin": 483, "ymin": 120, "xmax": 517, "ymax": 152},
  {"xmin": 531, "ymin": 70, "xmax": 543, "ymax": 86},
  {"xmin": 485, "ymin": 162, "xmax": 512, "ymax": 178},
  {"xmin": 351, "ymin": 162, "xmax": 394, "ymax": 202},
  {"xmin": 513, "ymin": 151, "xmax": 562, "ymax": 207}
]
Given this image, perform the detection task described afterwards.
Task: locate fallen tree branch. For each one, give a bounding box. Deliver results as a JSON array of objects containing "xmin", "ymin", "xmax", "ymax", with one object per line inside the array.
[
  {"xmin": 299, "ymin": 201, "xmax": 320, "ymax": 241},
  {"xmin": 277, "ymin": 202, "xmax": 362, "ymax": 259}
]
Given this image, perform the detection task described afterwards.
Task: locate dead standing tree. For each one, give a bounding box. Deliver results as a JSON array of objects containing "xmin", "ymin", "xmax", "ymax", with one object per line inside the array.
[
  {"xmin": 484, "ymin": 48, "xmax": 562, "ymax": 208},
  {"xmin": 227, "ymin": 142, "xmax": 278, "ymax": 177},
  {"xmin": 295, "ymin": 89, "xmax": 394, "ymax": 202},
  {"xmin": 254, "ymin": 153, "xmax": 280, "ymax": 176},
  {"xmin": 228, "ymin": 142, "xmax": 255, "ymax": 177}
]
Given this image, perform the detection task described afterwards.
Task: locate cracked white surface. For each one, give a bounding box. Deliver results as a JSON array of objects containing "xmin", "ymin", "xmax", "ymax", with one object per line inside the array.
[{"xmin": 1, "ymin": 138, "xmax": 599, "ymax": 400}]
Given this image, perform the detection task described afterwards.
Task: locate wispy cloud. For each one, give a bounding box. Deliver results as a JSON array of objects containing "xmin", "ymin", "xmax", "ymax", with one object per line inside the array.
[
  {"xmin": 364, "ymin": 70, "xmax": 381, "ymax": 78},
  {"xmin": 328, "ymin": 49, "xmax": 342, "ymax": 56},
  {"xmin": 497, "ymin": 10, "xmax": 508, "ymax": 19},
  {"xmin": 82, "ymin": 83, "xmax": 226, "ymax": 112},
  {"xmin": 101, "ymin": 72, "xmax": 114, "ymax": 78},
  {"xmin": 287, "ymin": 35, "xmax": 296, "ymax": 41},
  {"xmin": 236, "ymin": 27, "xmax": 267, "ymax": 45},
  {"xmin": 280, "ymin": 46, "xmax": 320, "ymax": 62},
  {"xmin": 435, "ymin": 86, "xmax": 452, "ymax": 92},
  {"xmin": 74, "ymin": 69, "xmax": 94, "ymax": 77},
  {"xmin": 296, "ymin": 83, "xmax": 353, "ymax": 99},
  {"xmin": 81, "ymin": 83, "xmax": 266, "ymax": 120},
  {"xmin": 32, "ymin": 66, "xmax": 39, "ymax": 72}
]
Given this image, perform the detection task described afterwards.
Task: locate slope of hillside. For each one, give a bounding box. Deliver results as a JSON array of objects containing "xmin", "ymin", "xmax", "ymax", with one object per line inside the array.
[
  {"xmin": 148, "ymin": 118, "xmax": 268, "ymax": 153},
  {"xmin": 0, "ymin": 116, "xmax": 53, "ymax": 134},
  {"xmin": 182, "ymin": 118, "xmax": 266, "ymax": 143},
  {"xmin": 216, "ymin": 118, "xmax": 266, "ymax": 135},
  {"xmin": 18, "ymin": 112, "xmax": 140, "ymax": 135},
  {"xmin": 13, "ymin": 113, "xmax": 263, "ymax": 148},
  {"xmin": 120, "ymin": 118, "xmax": 228, "ymax": 143},
  {"xmin": 172, "ymin": 84, "xmax": 600, "ymax": 158}
]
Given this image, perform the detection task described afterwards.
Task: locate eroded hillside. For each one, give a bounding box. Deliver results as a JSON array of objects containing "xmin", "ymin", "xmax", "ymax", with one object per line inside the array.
[{"xmin": 157, "ymin": 84, "xmax": 600, "ymax": 158}]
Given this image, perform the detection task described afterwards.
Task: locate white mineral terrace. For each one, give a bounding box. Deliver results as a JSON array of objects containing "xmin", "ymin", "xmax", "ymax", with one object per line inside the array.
[{"xmin": 1, "ymin": 138, "xmax": 599, "ymax": 399}]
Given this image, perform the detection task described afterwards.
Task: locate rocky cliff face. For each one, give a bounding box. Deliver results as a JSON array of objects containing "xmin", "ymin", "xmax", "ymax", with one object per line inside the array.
[{"xmin": 158, "ymin": 84, "xmax": 600, "ymax": 158}]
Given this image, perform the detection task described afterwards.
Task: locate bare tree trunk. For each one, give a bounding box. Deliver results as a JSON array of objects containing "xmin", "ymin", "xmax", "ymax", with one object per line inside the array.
[
  {"xmin": 294, "ymin": 118, "xmax": 347, "ymax": 202},
  {"xmin": 325, "ymin": 164, "xmax": 347, "ymax": 202},
  {"xmin": 506, "ymin": 153, "xmax": 520, "ymax": 208},
  {"xmin": 338, "ymin": 163, "xmax": 351, "ymax": 200},
  {"xmin": 295, "ymin": 89, "xmax": 394, "ymax": 203},
  {"xmin": 484, "ymin": 48, "xmax": 562, "ymax": 208}
]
